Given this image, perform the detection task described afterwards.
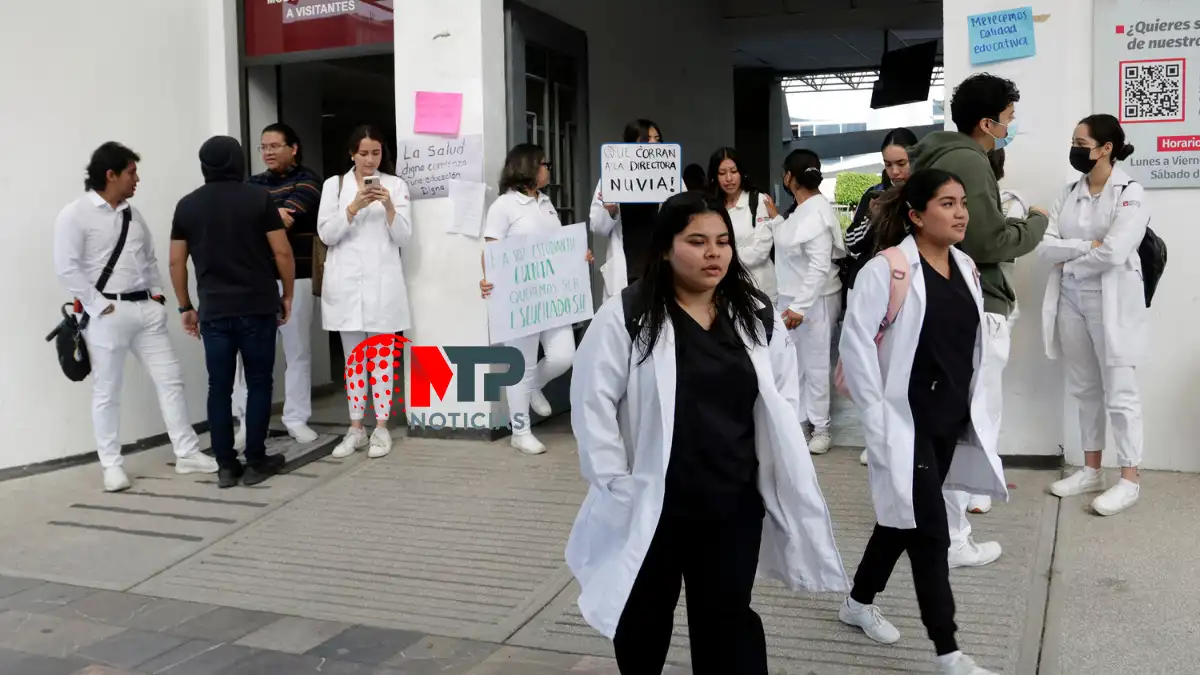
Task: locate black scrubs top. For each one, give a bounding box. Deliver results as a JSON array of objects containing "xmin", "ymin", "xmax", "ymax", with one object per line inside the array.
[
  {"xmin": 663, "ymin": 303, "xmax": 763, "ymax": 520},
  {"xmin": 908, "ymin": 256, "xmax": 980, "ymax": 437}
]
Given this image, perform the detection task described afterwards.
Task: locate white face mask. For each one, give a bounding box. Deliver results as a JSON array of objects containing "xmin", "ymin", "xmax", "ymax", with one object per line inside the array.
[{"xmin": 989, "ymin": 119, "xmax": 1018, "ymax": 150}]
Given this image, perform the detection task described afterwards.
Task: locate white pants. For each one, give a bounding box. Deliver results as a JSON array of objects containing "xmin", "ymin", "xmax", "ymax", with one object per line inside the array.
[
  {"xmin": 233, "ymin": 279, "xmax": 313, "ymax": 427},
  {"xmin": 1057, "ymin": 285, "xmax": 1143, "ymax": 467},
  {"xmin": 83, "ymin": 300, "xmax": 201, "ymax": 468},
  {"xmin": 505, "ymin": 325, "xmax": 575, "ymax": 435},
  {"xmin": 340, "ymin": 331, "xmax": 396, "ymax": 422},
  {"xmin": 783, "ymin": 292, "xmax": 840, "ymax": 432},
  {"xmin": 945, "ymin": 311, "xmax": 1011, "ymax": 548}
]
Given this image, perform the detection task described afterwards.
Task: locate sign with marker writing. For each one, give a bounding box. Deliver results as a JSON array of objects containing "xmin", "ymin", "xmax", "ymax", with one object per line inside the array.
[
  {"xmin": 968, "ymin": 7, "xmax": 1036, "ymax": 65},
  {"xmin": 396, "ymin": 135, "xmax": 484, "ymax": 200},
  {"xmin": 484, "ymin": 223, "xmax": 594, "ymax": 344},
  {"xmin": 600, "ymin": 143, "xmax": 682, "ymax": 203}
]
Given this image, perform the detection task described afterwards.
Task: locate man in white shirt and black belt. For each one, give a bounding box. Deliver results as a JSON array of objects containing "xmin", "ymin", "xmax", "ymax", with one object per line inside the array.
[{"xmin": 53, "ymin": 142, "xmax": 219, "ymax": 492}]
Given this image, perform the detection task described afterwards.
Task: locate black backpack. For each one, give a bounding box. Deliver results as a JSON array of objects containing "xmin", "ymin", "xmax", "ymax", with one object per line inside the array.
[
  {"xmin": 1073, "ymin": 179, "xmax": 1166, "ymax": 307},
  {"xmin": 620, "ymin": 282, "xmax": 774, "ymax": 346}
]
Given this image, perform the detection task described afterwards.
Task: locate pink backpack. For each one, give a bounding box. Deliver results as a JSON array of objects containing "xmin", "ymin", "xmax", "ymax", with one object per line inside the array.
[{"xmin": 834, "ymin": 247, "xmax": 910, "ymax": 401}]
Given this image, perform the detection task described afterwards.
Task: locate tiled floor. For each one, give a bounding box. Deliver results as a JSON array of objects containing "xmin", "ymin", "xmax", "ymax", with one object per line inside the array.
[{"xmin": 0, "ymin": 576, "xmax": 643, "ymax": 674}]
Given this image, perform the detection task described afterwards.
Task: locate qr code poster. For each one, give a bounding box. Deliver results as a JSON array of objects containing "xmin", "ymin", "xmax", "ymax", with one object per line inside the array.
[
  {"xmin": 1094, "ymin": 0, "xmax": 1200, "ymax": 188},
  {"xmin": 1120, "ymin": 59, "xmax": 1186, "ymax": 123}
]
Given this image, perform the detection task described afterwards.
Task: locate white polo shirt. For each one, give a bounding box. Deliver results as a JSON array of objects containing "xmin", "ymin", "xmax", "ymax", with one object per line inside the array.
[{"xmin": 483, "ymin": 189, "xmax": 561, "ymax": 240}]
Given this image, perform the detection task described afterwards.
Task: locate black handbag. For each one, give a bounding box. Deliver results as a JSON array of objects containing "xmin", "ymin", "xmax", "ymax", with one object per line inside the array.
[{"xmin": 46, "ymin": 207, "xmax": 132, "ymax": 381}]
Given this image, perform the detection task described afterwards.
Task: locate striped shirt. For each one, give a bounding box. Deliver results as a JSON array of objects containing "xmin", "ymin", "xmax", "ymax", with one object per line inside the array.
[{"xmin": 249, "ymin": 164, "xmax": 322, "ymax": 279}]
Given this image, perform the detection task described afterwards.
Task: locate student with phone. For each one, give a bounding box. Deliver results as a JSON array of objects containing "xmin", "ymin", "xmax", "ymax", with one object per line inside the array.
[{"xmin": 318, "ymin": 125, "xmax": 413, "ymax": 461}]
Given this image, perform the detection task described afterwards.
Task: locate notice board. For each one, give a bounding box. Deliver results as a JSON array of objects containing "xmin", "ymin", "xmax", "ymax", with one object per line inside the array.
[{"xmin": 1095, "ymin": 0, "xmax": 1200, "ymax": 188}]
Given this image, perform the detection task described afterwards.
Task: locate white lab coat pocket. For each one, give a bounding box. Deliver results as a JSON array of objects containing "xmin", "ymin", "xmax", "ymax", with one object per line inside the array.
[{"xmin": 319, "ymin": 261, "xmax": 349, "ymax": 329}]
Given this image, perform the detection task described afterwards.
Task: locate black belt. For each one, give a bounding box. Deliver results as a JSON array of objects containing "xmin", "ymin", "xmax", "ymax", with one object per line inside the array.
[{"xmin": 102, "ymin": 290, "xmax": 151, "ymax": 302}]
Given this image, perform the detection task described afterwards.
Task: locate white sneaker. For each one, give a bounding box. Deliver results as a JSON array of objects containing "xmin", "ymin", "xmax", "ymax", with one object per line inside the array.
[
  {"xmin": 233, "ymin": 420, "xmax": 246, "ymax": 451},
  {"xmin": 175, "ymin": 453, "xmax": 219, "ymax": 475},
  {"xmin": 1050, "ymin": 468, "xmax": 1106, "ymax": 498},
  {"xmin": 1092, "ymin": 479, "xmax": 1139, "ymax": 516},
  {"xmin": 937, "ymin": 652, "xmax": 998, "ymax": 675},
  {"xmin": 967, "ymin": 494, "xmax": 992, "ymax": 514},
  {"xmin": 103, "ymin": 467, "xmax": 131, "ymax": 492},
  {"xmin": 368, "ymin": 427, "xmax": 393, "ymax": 458},
  {"xmin": 530, "ymin": 390, "xmax": 553, "ymax": 417},
  {"xmin": 511, "ymin": 434, "xmax": 546, "ymax": 455},
  {"xmin": 838, "ymin": 597, "xmax": 900, "ymax": 644},
  {"xmin": 949, "ymin": 537, "xmax": 1002, "ymax": 569},
  {"xmin": 859, "ymin": 449, "xmax": 868, "ymax": 466},
  {"xmin": 331, "ymin": 427, "xmax": 368, "ymax": 458},
  {"xmin": 808, "ymin": 431, "xmax": 832, "ymax": 455},
  {"xmin": 286, "ymin": 424, "xmax": 320, "ymax": 444}
]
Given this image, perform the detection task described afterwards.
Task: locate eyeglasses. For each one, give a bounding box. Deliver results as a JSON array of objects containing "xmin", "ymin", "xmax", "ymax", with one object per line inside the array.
[
  {"xmin": 259, "ymin": 144, "xmax": 288, "ymax": 153},
  {"xmin": 541, "ymin": 161, "xmax": 553, "ymax": 170}
]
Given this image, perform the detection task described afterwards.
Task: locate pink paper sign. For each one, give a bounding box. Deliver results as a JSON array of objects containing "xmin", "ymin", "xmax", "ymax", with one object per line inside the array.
[{"xmin": 414, "ymin": 91, "xmax": 463, "ymax": 136}]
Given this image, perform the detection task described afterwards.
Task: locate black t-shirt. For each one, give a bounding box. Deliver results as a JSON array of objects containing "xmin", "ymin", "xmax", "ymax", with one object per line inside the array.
[
  {"xmin": 619, "ymin": 203, "xmax": 658, "ymax": 283},
  {"xmin": 909, "ymin": 256, "xmax": 980, "ymax": 436},
  {"xmin": 663, "ymin": 303, "xmax": 763, "ymax": 520},
  {"xmin": 170, "ymin": 182, "xmax": 285, "ymax": 321}
]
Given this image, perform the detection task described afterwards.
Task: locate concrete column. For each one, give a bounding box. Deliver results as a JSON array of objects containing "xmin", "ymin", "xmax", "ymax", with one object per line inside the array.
[{"xmin": 395, "ymin": 0, "xmax": 509, "ymax": 437}]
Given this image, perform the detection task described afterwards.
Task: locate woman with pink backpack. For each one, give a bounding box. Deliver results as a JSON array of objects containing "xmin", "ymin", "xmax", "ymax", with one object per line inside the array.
[{"xmin": 835, "ymin": 168, "xmax": 1008, "ymax": 675}]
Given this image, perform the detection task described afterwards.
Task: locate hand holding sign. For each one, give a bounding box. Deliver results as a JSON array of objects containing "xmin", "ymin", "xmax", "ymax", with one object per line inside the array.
[{"xmin": 601, "ymin": 143, "xmax": 682, "ymax": 204}]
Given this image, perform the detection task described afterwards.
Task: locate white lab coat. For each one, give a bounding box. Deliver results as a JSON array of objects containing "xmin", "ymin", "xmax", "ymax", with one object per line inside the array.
[
  {"xmin": 1038, "ymin": 167, "xmax": 1148, "ymax": 367},
  {"xmin": 773, "ymin": 193, "xmax": 844, "ymax": 316},
  {"xmin": 589, "ymin": 180, "xmax": 626, "ymax": 302},
  {"xmin": 566, "ymin": 293, "xmax": 850, "ymax": 639},
  {"xmin": 839, "ymin": 235, "xmax": 1009, "ymax": 530},
  {"xmin": 729, "ymin": 190, "xmax": 780, "ymax": 303},
  {"xmin": 317, "ymin": 170, "xmax": 413, "ymax": 333}
]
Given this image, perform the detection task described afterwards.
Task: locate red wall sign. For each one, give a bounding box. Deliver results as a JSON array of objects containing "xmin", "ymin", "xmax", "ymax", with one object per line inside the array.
[{"xmin": 244, "ymin": 0, "xmax": 394, "ymax": 58}]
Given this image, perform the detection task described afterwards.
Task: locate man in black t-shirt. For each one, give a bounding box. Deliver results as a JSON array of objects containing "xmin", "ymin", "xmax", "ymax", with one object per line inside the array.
[{"xmin": 169, "ymin": 135, "xmax": 295, "ymax": 489}]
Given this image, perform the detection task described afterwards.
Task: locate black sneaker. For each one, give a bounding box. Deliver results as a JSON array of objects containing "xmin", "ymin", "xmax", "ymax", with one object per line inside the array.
[
  {"xmin": 242, "ymin": 453, "xmax": 286, "ymax": 486},
  {"xmin": 217, "ymin": 464, "xmax": 244, "ymax": 489}
]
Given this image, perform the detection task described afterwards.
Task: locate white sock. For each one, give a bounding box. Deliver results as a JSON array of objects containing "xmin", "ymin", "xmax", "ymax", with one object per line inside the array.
[
  {"xmin": 1118, "ymin": 478, "xmax": 1139, "ymax": 490},
  {"xmin": 1085, "ymin": 466, "xmax": 1103, "ymax": 477},
  {"xmin": 846, "ymin": 597, "xmax": 866, "ymax": 611},
  {"xmin": 936, "ymin": 651, "xmax": 962, "ymax": 667}
]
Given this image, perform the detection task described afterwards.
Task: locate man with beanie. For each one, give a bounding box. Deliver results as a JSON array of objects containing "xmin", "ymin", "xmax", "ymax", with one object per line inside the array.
[
  {"xmin": 909, "ymin": 73, "xmax": 1050, "ymax": 574},
  {"xmin": 169, "ymin": 136, "xmax": 296, "ymax": 488}
]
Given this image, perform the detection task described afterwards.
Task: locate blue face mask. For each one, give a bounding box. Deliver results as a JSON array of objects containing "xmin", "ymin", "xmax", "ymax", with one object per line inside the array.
[{"xmin": 990, "ymin": 119, "xmax": 1017, "ymax": 150}]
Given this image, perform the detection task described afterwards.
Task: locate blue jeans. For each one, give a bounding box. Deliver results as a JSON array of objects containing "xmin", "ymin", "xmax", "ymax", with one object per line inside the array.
[{"xmin": 201, "ymin": 314, "xmax": 277, "ymax": 469}]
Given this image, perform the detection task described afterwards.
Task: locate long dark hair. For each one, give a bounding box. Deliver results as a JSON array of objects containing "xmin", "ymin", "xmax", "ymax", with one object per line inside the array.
[
  {"xmin": 705, "ymin": 146, "xmax": 758, "ymax": 198},
  {"xmin": 347, "ymin": 125, "xmax": 395, "ymax": 174},
  {"xmin": 1078, "ymin": 114, "xmax": 1135, "ymax": 165},
  {"xmin": 782, "ymin": 149, "xmax": 823, "ymax": 192},
  {"xmin": 879, "ymin": 127, "xmax": 918, "ymax": 188},
  {"xmin": 623, "ymin": 119, "xmax": 662, "ymax": 143},
  {"xmin": 629, "ymin": 192, "xmax": 767, "ymax": 364},
  {"xmin": 499, "ymin": 143, "xmax": 546, "ymax": 194},
  {"xmin": 870, "ymin": 168, "xmax": 965, "ymax": 254}
]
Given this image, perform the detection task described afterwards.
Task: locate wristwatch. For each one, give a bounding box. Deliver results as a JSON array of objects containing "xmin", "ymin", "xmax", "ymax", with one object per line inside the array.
[{"xmin": 178, "ymin": 304, "xmax": 195, "ymax": 314}]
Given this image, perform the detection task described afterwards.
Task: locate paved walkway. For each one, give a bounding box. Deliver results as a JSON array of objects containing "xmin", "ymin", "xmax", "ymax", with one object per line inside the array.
[{"xmin": 0, "ymin": 394, "xmax": 1196, "ymax": 674}]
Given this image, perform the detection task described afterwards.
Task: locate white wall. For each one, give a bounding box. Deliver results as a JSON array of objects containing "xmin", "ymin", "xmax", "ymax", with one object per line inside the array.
[
  {"xmin": 944, "ymin": 0, "xmax": 1200, "ymax": 471},
  {"xmin": 522, "ymin": 0, "xmax": 735, "ymax": 174},
  {"xmin": 0, "ymin": 0, "xmax": 238, "ymax": 470}
]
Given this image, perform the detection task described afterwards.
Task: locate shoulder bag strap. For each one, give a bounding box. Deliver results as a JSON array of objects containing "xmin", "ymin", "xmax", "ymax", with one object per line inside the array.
[{"xmin": 95, "ymin": 207, "xmax": 132, "ymax": 294}]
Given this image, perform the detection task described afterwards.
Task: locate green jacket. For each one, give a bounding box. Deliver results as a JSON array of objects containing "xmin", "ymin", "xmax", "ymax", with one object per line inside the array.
[{"xmin": 909, "ymin": 131, "xmax": 1049, "ymax": 316}]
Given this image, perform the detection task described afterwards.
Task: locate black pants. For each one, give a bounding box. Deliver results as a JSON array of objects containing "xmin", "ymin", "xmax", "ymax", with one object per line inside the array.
[
  {"xmin": 613, "ymin": 508, "xmax": 768, "ymax": 675},
  {"xmin": 851, "ymin": 427, "xmax": 959, "ymax": 655},
  {"xmin": 200, "ymin": 314, "xmax": 278, "ymax": 469}
]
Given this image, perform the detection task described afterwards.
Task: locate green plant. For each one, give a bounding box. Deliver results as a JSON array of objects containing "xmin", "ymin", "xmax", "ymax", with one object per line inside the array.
[
  {"xmin": 836, "ymin": 211, "xmax": 852, "ymax": 233},
  {"xmin": 834, "ymin": 172, "xmax": 882, "ymax": 208}
]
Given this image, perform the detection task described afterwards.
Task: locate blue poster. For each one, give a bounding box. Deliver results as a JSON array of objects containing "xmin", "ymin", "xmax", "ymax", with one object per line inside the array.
[{"xmin": 968, "ymin": 7, "xmax": 1037, "ymax": 65}]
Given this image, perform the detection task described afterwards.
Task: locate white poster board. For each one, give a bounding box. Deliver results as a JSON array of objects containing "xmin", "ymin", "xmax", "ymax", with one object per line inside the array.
[
  {"xmin": 1094, "ymin": 0, "xmax": 1200, "ymax": 188},
  {"xmin": 396, "ymin": 134, "xmax": 484, "ymax": 199},
  {"xmin": 600, "ymin": 143, "xmax": 682, "ymax": 203},
  {"xmin": 484, "ymin": 223, "xmax": 594, "ymax": 344}
]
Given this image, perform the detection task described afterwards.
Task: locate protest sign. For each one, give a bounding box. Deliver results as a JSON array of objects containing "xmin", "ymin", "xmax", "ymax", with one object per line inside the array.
[
  {"xmin": 484, "ymin": 223, "xmax": 593, "ymax": 344},
  {"xmin": 396, "ymin": 135, "xmax": 483, "ymax": 199},
  {"xmin": 600, "ymin": 143, "xmax": 682, "ymax": 203}
]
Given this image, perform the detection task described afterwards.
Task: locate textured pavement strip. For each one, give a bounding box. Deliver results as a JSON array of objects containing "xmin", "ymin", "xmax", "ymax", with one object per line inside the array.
[
  {"xmin": 131, "ymin": 427, "xmax": 589, "ymax": 643},
  {"xmin": 509, "ymin": 450, "xmax": 1056, "ymax": 674}
]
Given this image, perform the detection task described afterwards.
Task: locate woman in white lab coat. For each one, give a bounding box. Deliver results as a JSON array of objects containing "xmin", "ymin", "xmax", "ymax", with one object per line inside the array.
[
  {"xmin": 1038, "ymin": 114, "xmax": 1148, "ymax": 516},
  {"xmin": 590, "ymin": 119, "xmax": 662, "ymax": 301},
  {"xmin": 838, "ymin": 169, "xmax": 1007, "ymax": 675},
  {"xmin": 318, "ymin": 125, "xmax": 412, "ymax": 460},
  {"xmin": 567, "ymin": 192, "xmax": 848, "ymax": 674},
  {"xmin": 774, "ymin": 149, "xmax": 846, "ymax": 455},
  {"xmin": 479, "ymin": 143, "xmax": 592, "ymax": 456},
  {"xmin": 706, "ymin": 146, "xmax": 780, "ymax": 303}
]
